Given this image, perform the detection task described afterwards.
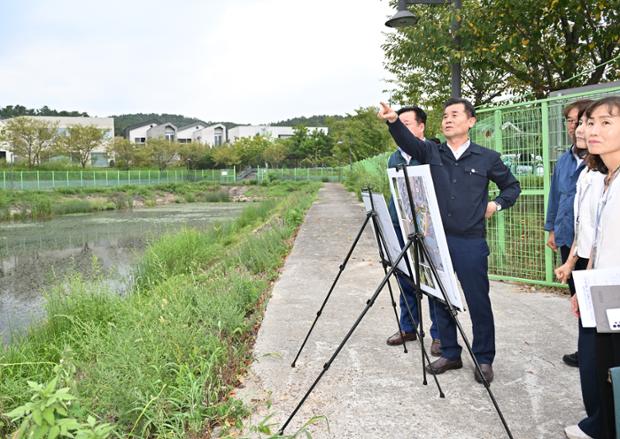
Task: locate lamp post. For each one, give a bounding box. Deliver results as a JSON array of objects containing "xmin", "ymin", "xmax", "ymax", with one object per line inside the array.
[{"xmin": 385, "ymin": 0, "xmax": 462, "ymax": 98}]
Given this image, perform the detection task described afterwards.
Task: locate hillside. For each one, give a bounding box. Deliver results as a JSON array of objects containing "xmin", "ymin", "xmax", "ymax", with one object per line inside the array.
[{"xmin": 270, "ymin": 114, "xmax": 344, "ymax": 127}]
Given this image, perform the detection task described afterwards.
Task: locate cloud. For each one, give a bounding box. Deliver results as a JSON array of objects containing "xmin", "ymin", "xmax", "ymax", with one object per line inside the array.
[{"xmin": 0, "ymin": 0, "xmax": 395, "ymax": 123}]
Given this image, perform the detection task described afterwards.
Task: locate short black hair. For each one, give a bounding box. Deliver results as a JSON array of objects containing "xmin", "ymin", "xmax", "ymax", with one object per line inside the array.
[
  {"xmin": 443, "ymin": 98, "xmax": 476, "ymax": 118},
  {"xmin": 396, "ymin": 105, "xmax": 427, "ymax": 125}
]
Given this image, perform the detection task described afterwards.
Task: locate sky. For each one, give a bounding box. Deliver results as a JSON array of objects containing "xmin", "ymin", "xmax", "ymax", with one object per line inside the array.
[{"xmin": 0, "ymin": 0, "xmax": 397, "ymax": 124}]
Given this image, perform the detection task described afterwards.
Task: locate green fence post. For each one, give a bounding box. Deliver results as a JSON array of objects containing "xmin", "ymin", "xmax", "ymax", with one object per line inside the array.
[
  {"xmin": 148, "ymin": 170, "xmax": 151, "ymax": 184},
  {"xmin": 20, "ymin": 171, "xmax": 23, "ymax": 190},
  {"xmin": 93, "ymin": 171, "xmax": 96, "ymax": 187},
  {"xmin": 2, "ymin": 171, "xmax": 5, "ymax": 190},
  {"xmin": 106, "ymin": 170, "xmax": 108, "ymax": 186},
  {"xmin": 233, "ymin": 166, "xmax": 236, "ymax": 183},
  {"xmin": 294, "ymin": 168, "xmax": 297, "ymax": 181},
  {"xmin": 494, "ymin": 110, "xmax": 506, "ymax": 260},
  {"xmin": 37, "ymin": 171, "xmax": 40, "ymax": 190},
  {"xmin": 80, "ymin": 170, "xmax": 83, "ymax": 187},
  {"xmin": 66, "ymin": 171, "xmax": 69, "ymax": 187},
  {"xmin": 541, "ymin": 101, "xmax": 554, "ymax": 284},
  {"xmin": 138, "ymin": 170, "xmax": 141, "ymax": 184},
  {"xmin": 117, "ymin": 170, "xmax": 120, "ymax": 186},
  {"xmin": 128, "ymin": 170, "xmax": 131, "ymax": 185}
]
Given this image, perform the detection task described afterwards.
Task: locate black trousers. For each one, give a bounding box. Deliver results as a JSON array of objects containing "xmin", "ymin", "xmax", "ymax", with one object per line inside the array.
[
  {"xmin": 595, "ymin": 332, "xmax": 620, "ymax": 439},
  {"xmin": 560, "ymin": 245, "xmax": 577, "ymax": 296}
]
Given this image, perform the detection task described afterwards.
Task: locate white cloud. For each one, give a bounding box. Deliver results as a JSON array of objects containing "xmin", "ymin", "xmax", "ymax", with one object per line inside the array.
[{"xmin": 0, "ymin": 0, "xmax": 396, "ymax": 123}]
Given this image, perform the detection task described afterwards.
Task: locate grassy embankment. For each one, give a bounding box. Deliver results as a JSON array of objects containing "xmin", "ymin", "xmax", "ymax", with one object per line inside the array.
[
  {"xmin": 0, "ymin": 181, "xmax": 236, "ymax": 221},
  {"xmin": 0, "ymin": 181, "xmax": 321, "ymax": 438}
]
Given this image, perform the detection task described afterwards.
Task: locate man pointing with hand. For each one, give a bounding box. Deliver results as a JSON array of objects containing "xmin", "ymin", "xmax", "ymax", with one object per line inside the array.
[{"xmin": 378, "ymin": 99, "xmax": 521, "ymax": 384}]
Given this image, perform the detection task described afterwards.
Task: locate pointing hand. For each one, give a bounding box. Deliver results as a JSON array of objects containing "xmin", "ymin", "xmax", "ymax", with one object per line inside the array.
[{"xmin": 378, "ymin": 102, "xmax": 398, "ymax": 123}]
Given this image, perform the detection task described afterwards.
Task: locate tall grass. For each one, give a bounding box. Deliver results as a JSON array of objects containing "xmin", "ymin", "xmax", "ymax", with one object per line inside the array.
[{"xmin": 0, "ymin": 181, "xmax": 320, "ymax": 438}]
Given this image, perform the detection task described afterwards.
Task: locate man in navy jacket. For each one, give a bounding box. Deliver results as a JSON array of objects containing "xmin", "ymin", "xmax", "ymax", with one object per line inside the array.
[
  {"xmin": 385, "ymin": 105, "xmax": 440, "ymax": 356},
  {"xmin": 378, "ymin": 98, "xmax": 521, "ymax": 384}
]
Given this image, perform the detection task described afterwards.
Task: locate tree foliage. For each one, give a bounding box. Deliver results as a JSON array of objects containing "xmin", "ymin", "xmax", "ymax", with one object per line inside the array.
[
  {"xmin": 59, "ymin": 125, "xmax": 106, "ymax": 168},
  {"xmin": 145, "ymin": 138, "xmax": 179, "ymax": 170},
  {"xmin": 0, "ymin": 105, "xmax": 89, "ymax": 119},
  {"xmin": 0, "ymin": 117, "xmax": 59, "ymax": 167},
  {"xmin": 108, "ymin": 137, "xmax": 137, "ymax": 169},
  {"xmin": 328, "ymin": 107, "xmax": 396, "ymax": 165},
  {"xmin": 383, "ymin": 0, "xmax": 620, "ymax": 109}
]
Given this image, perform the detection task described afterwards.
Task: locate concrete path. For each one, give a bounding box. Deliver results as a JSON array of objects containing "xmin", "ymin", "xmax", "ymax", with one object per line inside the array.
[{"xmin": 237, "ymin": 183, "xmax": 584, "ymax": 439}]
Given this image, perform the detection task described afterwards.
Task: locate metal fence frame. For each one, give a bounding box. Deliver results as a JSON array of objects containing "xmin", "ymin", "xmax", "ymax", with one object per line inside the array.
[
  {"xmin": 0, "ymin": 168, "xmax": 237, "ymax": 190},
  {"xmin": 256, "ymin": 166, "xmax": 345, "ymax": 183},
  {"xmin": 471, "ymin": 85, "xmax": 620, "ymax": 287}
]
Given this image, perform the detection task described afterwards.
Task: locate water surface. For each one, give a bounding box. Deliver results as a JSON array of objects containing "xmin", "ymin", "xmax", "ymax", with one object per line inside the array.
[{"xmin": 0, "ymin": 202, "xmax": 245, "ymax": 342}]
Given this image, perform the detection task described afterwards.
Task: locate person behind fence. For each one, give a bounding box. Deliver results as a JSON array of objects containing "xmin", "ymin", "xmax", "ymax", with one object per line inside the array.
[
  {"xmin": 384, "ymin": 105, "xmax": 441, "ymax": 357},
  {"xmin": 553, "ymin": 101, "xmax": 605, "ymax": 439},
  {"xmin": 545, "ymin": 99, "xmax": 595, "ymax": 368},
  {"xmin": 565, "ymin": 96, "xmax": 620, "ymax": 439},
  {"xmin": 377, "ymin": 98, "xmax": 521, "ymax": 384}
]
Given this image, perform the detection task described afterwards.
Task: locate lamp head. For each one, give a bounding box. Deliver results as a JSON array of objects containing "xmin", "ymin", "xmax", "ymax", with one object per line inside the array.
[{"xmin": 385, "ymin": 9, "xmax": 419, "ymax": 27}]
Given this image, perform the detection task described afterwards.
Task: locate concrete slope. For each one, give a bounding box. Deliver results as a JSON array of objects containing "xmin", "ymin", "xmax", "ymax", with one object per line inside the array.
[{"xmin": 237, "ymin": 183, "xmax": 584, "ymax": 439}]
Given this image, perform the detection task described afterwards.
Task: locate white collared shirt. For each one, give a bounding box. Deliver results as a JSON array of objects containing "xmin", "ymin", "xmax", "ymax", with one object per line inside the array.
[
  {"xmin": 573, "ymin": 168, "xmax": 605, "ymax": 259},
  {"xmin": 447, "ymin": 139, "xmax": 471, "ymax": 160}
]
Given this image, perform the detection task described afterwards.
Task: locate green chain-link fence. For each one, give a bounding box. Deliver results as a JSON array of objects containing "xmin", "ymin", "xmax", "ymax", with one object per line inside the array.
[
  {"xmin": 471, "ymin": 85, "xmax": 620, "ymax": 287},
  {"xmin": 0, "ymin": 168, "xmax": 237, "ymax": 191},
  {"xmin": 256, "ymin": 166, "xmax": 345, "ymax": 183}
]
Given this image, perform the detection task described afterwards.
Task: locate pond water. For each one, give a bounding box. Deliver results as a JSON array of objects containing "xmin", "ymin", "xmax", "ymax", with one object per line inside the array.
[{"xmin": 0, "ymin": 202, "xmax": 245, "ymax": 342}]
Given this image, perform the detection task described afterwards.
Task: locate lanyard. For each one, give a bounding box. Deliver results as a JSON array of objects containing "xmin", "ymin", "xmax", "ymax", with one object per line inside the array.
[{"xmin": 591, "ymin": 166, "xmax": 620, "ymax": 268}]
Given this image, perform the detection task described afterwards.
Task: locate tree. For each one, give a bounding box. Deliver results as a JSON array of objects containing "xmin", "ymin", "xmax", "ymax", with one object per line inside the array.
[
  {"xmin": 262, "ymin": 141, "xmax": 288, "ymax": 167},
  {"xmin": 178, "ymin": 142, "xmax": 209, "ymax": 169},
  {"xmin": 328, "ymin": 107, "xmax": 395, "ymax": 165},
  {"xmin": 108, "ymin": 137, "xmax": 137, "ymax": 169},
  {"xmin": 211, "ymin": 145, "xmax": 241, "ymax": 168},
  {"xmin": 233, "ymin": 135, "xmax": 271, "ymax": 167},
  {"xmin": 145, "ymin": 138, "xmax": 179, "ymax": 170},
  {"xmin": 383, "ymin": 0, "xmax": 620, "ymax": 108},
  {"xmin": 0, "ymin": 117, "xmax": 59, "ymax": 167},
  {"xmin": 59, "ymin": 125, "xmax": 105, "ymax": 168}
]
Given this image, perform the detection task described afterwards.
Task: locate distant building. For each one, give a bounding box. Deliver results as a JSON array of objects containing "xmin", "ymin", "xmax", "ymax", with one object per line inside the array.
[
  {"xmin": 227, "ymin": 125, "xmax": 328, "ymax": 143},
  {"xmin": 146, "ymin": 123, "xmax": 177, "ymax": 142},
  {"xmin": 193, "ymin": 123, "xmax": 227, "ymax": 147},
  {"xmin": 124, "ymin": 121, "xmax": 159, "ymax": 144},
  {"xmin": 177, "ymin": 123, "xmax": 206, "ymax": 143},
  {"xmin": 0, "ymin": 116, "xmax": 114, "ymax": 166}
]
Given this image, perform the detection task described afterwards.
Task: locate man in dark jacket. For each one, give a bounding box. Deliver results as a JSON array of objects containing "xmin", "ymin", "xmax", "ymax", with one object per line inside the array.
[
  {"xmin": 385, "ymin": 105, "xmax": 441, "ymax": 357},
  {"xmin": 378, "ymin": 98, "xmax": 521, "ymax": 384}
]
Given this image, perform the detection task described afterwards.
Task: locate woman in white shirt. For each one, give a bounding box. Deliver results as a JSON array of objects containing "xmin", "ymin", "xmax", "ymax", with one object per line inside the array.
[
  {"xmin": 569, "ymin": 96, "xmax": 620, "ymax": 439},
  {"xmin": 558, "ymin": 106, "xmax": 606, "ymax": 439}
]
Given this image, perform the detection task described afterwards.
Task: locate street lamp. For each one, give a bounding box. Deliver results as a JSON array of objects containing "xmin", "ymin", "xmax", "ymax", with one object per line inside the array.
[{"xmin": 385, "ymin": 0, "xmax": 462, "ymax": 98}]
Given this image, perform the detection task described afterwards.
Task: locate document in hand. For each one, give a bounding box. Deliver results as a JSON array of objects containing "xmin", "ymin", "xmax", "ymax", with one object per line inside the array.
[{"xmin": 573, "ymin": 268, "xmax": 620, "ymax": 328}]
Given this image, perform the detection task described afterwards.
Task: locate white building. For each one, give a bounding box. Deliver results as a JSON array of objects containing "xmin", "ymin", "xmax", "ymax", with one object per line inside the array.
[
  {"xmin": 177, "ymin": 123, "xmax": 206, "ymax": 143},
  {"xmin": 124, "ymin": 121, "xmax": 159, "ymax": 144},
  {"xmin": 193, "ymin": 123, "xmax": 227, "ymax": 147},
  {"xmin": 227, "ymin": 125, "xmax": 328, "ymax": 143},
  {"xmin": 0, "ymin": 116, "xmax": 114, "ymax": 166}
]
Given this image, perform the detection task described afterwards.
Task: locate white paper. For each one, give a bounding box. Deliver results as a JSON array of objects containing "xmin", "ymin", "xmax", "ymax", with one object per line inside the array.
[
  {"xmin": 387, "ymin": 165, "xmax": 464, "ymax": 310},
  {"xmin": 573, "ymin": 268, "xmax": 620, "ymax": 328},
  {"xmin": 361, "ymin": 191, "xmax": 411, "ymax": 276}
]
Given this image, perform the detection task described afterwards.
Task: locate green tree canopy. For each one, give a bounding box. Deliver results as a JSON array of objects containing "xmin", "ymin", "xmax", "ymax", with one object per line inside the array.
[
  {"xmin": 328, "ymin": 107, "xmax": 395, "ymax": 165},
  {"xmin": 0, "ymin": 117, "xmax": 59, "ymax": 167},
  {"xmin": 383, "ymin": 0, "xmax": 620, "ymax": 109},
  {"xmin": 59, "ymin": 125, "xmax": 106, "ymax": 168}
]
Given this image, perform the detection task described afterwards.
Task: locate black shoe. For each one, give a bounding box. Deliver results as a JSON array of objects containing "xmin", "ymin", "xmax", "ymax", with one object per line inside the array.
[
  {"xmin": 474, "ymin": 364, "xmax": 494, "ymax": 384},
  {"xmin": 563, "ymin": 351, "xmax": 579, "ymax": 368},
  {"xmin": 425, "ymin": 356, "xmax": 463, "ymax": 375},
  {"xmin": 386, "ymin": 331, "xmax": 417, "ymax": 346}
]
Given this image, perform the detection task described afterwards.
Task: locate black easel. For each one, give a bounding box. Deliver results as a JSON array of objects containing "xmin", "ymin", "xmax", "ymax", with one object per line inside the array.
[
  {"xmin": 279, "ymin": 168, "xmax": 514, "ymax": 438},
  {"xmin": 396, "ymin": 164, "xmax": 514, "ymax": 439},
  {"xmin": 280, "ymin": 187, "xmax": 444, "ymax": 435}
]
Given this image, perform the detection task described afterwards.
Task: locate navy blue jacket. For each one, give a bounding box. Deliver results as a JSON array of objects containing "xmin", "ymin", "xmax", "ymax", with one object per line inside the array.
[
  {"xmin": 544, "ymin": 148, "xmax": 585, "ymax": 247},
  {"xmin": 388, "ymin": 119, "xmax": 521, "ymax": 238}
]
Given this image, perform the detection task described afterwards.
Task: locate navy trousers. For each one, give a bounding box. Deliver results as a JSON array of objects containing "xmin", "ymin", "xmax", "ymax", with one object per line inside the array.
[
  {"xmin": 435, "ymin": 235, "xmax": 494, "ymax": 364},
  {"xmin": 393, "ymin": 222, "xmax": 439, "ymax": 340},
  {"xmin": 578, "ymin": 323, "xmax": 601, "ymax": 438}
]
